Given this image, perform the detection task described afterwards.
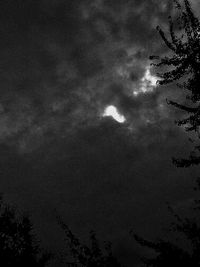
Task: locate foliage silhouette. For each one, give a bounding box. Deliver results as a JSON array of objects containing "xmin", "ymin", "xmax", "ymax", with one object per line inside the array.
[
  {"xmin": 150, "ymin": 0, "xmax": 200, "ymax": 167},
  {"xmin": 134, "ymin": 204, "xmax": 200, "ymax": 266},
  {"xmin": 57, "ymin": 217, "xmax": 123, "ymax": 267},
  {"xmin": 0, "ymin": 196, "xmax": 51, "ymax": 267},
  {"xmin": 135, "ymin": 1, "xmax": 200, "ymax": 266}
]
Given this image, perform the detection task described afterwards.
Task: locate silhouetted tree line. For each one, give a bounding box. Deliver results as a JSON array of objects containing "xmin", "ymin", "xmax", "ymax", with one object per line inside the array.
[
  {"xmin": 57, "ymin": 217, "xmax": 123, "ymax": 267},
  {"xmin": 0, "ymin": 195, "xmax": 51, "ymax": 267},
  {"xmin": 0, "ymin": 195, "xmax": 122, "ymax": 267}
]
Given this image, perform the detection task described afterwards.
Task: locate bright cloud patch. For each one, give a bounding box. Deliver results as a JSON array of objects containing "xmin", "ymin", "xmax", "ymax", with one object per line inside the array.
[
  {"xmin": 133, "ymin": 66, "xmax": 159, "ymax": 96},
  {"xmin": 103, "ymin": 105, "xmax": 126, "ymax": 123}
]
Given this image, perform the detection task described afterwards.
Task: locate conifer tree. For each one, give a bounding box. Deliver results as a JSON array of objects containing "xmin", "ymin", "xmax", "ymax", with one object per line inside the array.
[
  {"xmin": 135, "ymin": 1, "xmax": 200, "ymax": 265},
  {"xmin": 150, "ymin": 0, "xmax": 200, "ymax": 167}
]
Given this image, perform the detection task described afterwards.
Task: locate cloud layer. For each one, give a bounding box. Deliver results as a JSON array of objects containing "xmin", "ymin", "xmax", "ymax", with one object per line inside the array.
[{"xmin": 0, "ymin": 0, "xmax": 176, "ymax": 152}]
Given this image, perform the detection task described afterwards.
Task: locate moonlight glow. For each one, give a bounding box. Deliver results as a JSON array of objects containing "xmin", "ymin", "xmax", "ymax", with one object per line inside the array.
[
  {"xmin": 133, "ymin": 66, "xmax": 159, "ymax": 96},
  {"xmin": 103, "ymin": 105, "xmax": 126, "ymax": 123}
]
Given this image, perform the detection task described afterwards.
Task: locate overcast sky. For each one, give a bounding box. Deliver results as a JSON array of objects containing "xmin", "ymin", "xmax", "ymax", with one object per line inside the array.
[{"xmin": 0, "ymin": 0, "xmax": 200, "ymax": 266}]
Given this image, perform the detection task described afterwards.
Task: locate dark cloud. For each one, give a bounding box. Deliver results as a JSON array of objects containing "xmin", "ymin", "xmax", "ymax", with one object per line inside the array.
[
  {"xmin": 0, "ymin": 118, "xmax": 197, "ymax": 266},
  {"xmin": 0, "ymin": 0, "xmax": 176, "ymax": 151}
]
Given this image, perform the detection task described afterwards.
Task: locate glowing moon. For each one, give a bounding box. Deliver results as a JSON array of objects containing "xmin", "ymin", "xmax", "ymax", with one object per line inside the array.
[{"xmin": 103, "ymin": 105, "xmax": 126, "ymax": 123}]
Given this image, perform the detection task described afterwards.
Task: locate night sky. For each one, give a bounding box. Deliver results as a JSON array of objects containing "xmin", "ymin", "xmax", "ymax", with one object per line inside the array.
[{"xmin": 0, "ymin": 0, "xmax": 200, "ymax": 266}]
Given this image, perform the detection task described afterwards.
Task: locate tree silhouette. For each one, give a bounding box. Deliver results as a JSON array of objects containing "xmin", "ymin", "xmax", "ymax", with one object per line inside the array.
[
  {"xmin": 135, "ymin": 1, "xmax": 200, "ymax": 265},
  {"xmin": 150, "ymin": 0, "xmax": 200, "ymax": 167},
  {"xmin": 57, "ymin": 217, "xmax": 123, "ymax": 267},
  {"xmin": 134, "ymin": 204, "xmax": 200, "ymax": 266},
  {"xmin": 0, "ymin": 196, "xmax": 51, "ymax": 267}
]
